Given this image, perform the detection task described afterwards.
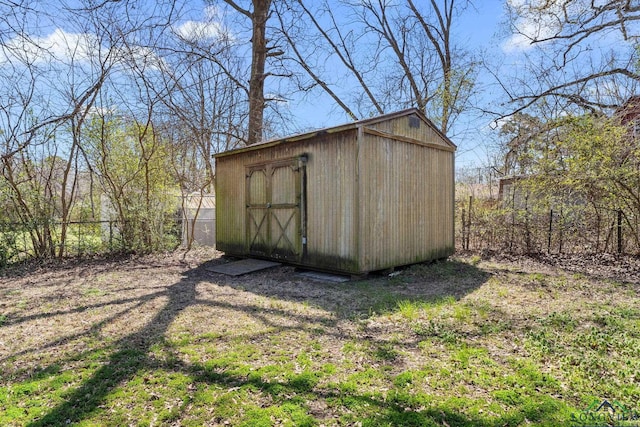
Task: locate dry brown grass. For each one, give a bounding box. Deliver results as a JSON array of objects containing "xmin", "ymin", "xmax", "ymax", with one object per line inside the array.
[{"xmin": 1, "ymin": 249, "xmax": 639, "ymax": 426}]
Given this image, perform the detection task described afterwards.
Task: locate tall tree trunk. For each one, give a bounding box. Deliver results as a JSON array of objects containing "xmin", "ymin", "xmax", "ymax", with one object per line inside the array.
[
  {"xmin": 247, "ymin": 0, "xmax": 271, "ymax": 145},
  {"xmin": 222, "ymin": 0, "xmax": 272, "ymax": 145}
]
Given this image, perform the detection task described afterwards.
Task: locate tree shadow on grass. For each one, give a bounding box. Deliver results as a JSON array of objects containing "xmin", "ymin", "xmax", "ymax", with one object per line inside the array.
[
  {"xmin": 20, "ymin": 256, "xmax": 571, "ymax": 426},
  {"xmin": 25, "ymin": 264, "xmax": 199, "ymax": 426},
  {"xmin": 204, "ymin": 257, "xmax": 493, "ymax": 320}
]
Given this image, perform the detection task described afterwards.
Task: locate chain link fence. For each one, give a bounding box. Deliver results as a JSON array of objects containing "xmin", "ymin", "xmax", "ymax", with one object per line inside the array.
[
  {"xmin": 0, "ymin": 218, "xmax": 183, "ymax": 266},
  {"xmin": 456, "ymin": 196, "xmax": 639, "ymax": 255}
]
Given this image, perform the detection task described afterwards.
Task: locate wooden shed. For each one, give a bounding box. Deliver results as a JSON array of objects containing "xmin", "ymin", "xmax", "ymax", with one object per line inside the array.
[{"xmin": 214, "ymin": 108, "xmax": 456, "ymax": 274}]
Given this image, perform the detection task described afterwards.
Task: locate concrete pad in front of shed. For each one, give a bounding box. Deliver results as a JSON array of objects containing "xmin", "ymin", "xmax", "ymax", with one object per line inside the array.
[
  {"xmin": 206, "ymin": 258, "xmax": 281, "ymax": 276},
  {"xmin": 297, "ymin": 270, "xmax": 350, "ymax": 283}
]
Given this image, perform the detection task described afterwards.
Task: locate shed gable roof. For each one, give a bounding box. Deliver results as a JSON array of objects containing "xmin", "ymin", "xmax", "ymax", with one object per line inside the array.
[{"xmin": 214, "ymin": 108, "xmax": 456, "ymax": 158}]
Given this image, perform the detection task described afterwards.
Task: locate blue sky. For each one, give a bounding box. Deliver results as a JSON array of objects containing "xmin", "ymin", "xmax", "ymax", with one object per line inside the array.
[
  {"xmin": 283, "ymin": 1, "xmax": 509, "ymax": 170},
  {"xmin": 2, "ymin": 0, "xmax": 636, "ymax": 171},
  {"xmin": 0, "ymin": 0, "xmax": 509, "ymax": 169}
]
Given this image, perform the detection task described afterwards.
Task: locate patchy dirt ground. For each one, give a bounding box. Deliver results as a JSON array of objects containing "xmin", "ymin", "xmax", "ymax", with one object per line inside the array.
[
  {"xmin": 474, "ymin": 250, "xmax": 640, "ymax": 284},
  {"xmin": 1, "ymin": 249, "xmax": 639, "ymax": 426},
  {"xmin": 1, "ymin": 248, "xmax": 638, "ymax": 376}
]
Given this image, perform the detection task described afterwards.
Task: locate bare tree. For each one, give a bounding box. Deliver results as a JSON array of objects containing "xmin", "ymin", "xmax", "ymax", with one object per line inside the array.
[
  {"xmin": 0, "ymin": 0, "xmax": 192, "ymax": 257},
  {"xmin": 501, "ymin": 0, "xmax": 640, "ymax": 114},
  {"xmin": 212, "ymin": 0, "xmax": 273, "ymax": 145},
  {"xmin": 144, "ymin": 15, "xmax": 248, "ymax": 248},
  {"xmin": 274, "ymin": 0, "xmax": 477, "ymax": 133},
  {"xmin": 0, "ymin": 0, "xmax": 108, "ymax": 258}
]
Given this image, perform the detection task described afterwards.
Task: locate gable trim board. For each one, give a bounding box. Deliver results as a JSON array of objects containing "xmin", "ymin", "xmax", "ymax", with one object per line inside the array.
[{"xmin": 214, "ymin": 109, "xmax": 456, "ymax": 159}]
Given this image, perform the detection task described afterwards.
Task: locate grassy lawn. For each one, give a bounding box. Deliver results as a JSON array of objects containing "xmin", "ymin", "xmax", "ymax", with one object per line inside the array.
[{"xmin": 1, "ymin": 250, "xmax": 639, "ymax": 426}]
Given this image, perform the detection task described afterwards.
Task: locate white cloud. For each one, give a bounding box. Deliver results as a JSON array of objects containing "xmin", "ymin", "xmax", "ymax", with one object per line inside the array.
[
  {"xmin": 502, "ymin": 0, "xmax": 560, "ymax": 54},
  {"xmin": 489, "ymin": 116, "xmax": 513, "ymax": 131},
  {"xmin": 173, "ymin": 6, "xmax": 231, "ymax": 42},
  {"xmin": 174, "ymin": 20, "xmax": 225, "ymax": 40},
  {"xmin": 502, "ymin": 33, "xmax": 534, "ymax": 54},
  {"xmin": 0, "ymin": 28, "xmax": 168, "ymax": 73},
  {"xmin": 1, "ymin": 29, "xmax": 100, "ymax": 65},
  {"xmin": 87, "ymin": 105, "xmax": 118, "ymax": 117},
  {"xmin": 122, "ymin": 44, "xmax": 168, "ymax": 73},
  {"xmin": 44, "ymin": 29, "xmax": 98, "ymax": 62},
  {"xmin": 265, "ymin": 93, "xmax": 288, "ymax": 104}
]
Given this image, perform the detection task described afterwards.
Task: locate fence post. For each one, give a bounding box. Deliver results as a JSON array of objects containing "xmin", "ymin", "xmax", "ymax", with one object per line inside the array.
[
  {"xmin": 510, "ymin": 189, "xmax": 516, "ymax": 250},
  {"xmin": 547, "ymin": 209, "xmax": 553, "ymax": 254},
  {"xmin": 467, "ymin": 196, "xmax": 473, "ymax": 251},
  {"xmin": 558, "ymin": 209, "xmax": 563, "ymax": 254},
  {"xmin": 618, "ymin": 210, "xmax": 623, "ymax": 254},
  {"xmin": 461, "ymin": 208, "xmax": 466, "ymax": 251},
  {"xmin": 524, "ymin": 194, "xmax": 531, "ymax": 253},
  {"xmin": 23, "ymin": 229, "xmax": 27, "ymax": 257}
]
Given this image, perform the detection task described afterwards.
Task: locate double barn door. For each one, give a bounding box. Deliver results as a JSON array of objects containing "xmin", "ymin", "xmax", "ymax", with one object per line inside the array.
[{"xmin": 246, "ymin": 158, "xmax": 305, "ymax": 262}]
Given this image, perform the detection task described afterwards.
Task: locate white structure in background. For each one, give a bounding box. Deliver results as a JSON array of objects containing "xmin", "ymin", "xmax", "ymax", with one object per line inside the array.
[{"xmin": 182, "ymin": 193, "xmax": 216, "ymax": 247}]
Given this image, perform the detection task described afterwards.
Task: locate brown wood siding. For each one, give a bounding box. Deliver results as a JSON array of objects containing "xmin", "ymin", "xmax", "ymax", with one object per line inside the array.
[
  {"xmin": 215, "ymin": 131, "xmax": 360, "ymax": 272},
  {"xmin": 215, "ymin": 109, "xmax": 455, "ymax": 274},
  {"xmin": 304, "ymin": 132, "xmax": 359, "ymax": 271},
  {"xmin": 215, "ymin": 157, "xmax": 246, "ymax": 254},
  {"xmin": 218, "ymin": 150, "xmax": 305, "ymax": 255},
  {"xmin": 358, "ymin": 133, "xmax": 455, "ymax": 272},
  {"xmin": 365, "ymin": 114, "xmax": 452, "ymax": 150}
]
